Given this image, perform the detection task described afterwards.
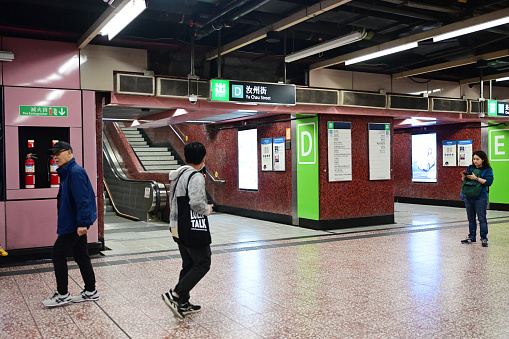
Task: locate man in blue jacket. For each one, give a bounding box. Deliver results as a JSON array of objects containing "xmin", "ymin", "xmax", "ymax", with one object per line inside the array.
[{"xmin": 42, "ymin": 141, "xmax": 99, "ymax": 307}]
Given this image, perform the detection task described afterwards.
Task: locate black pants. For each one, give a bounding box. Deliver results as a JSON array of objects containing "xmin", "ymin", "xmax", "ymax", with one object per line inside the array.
[
  {"xmin": 52, "ymin": 232, "xmax": 96, "ymax": 295},
  {"xmin": 174, "ymin": 237, "xmax": 211, "ymax": 303}
]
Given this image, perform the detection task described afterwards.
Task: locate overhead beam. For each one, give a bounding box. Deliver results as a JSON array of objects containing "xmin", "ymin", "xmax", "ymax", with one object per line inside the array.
[
  {"xmin": 77, "ymin": 0, "xmax": 131, "ymax": 49},
  {"xmin": 392, "ymin": 49, "xmax": 509, "ymax": 79},
  {"xmin": 310, "ymin": 6, "xmax": 509, "ymax": 70},
  {"xmin": 205, "ymin": 0, "xmax": 352, "ymax": 60},
  {"xmin": 460, "ymin": 71, "xmax": 509, "ymax": 85}
]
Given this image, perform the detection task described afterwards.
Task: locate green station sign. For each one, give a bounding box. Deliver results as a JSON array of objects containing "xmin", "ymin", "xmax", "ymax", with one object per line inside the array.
[
  {"xmin": 20, "ymin": 106, "xmax": 68, "ymax": 117},
  {"xmin": 209, "ymin": 79, "xmax": 296, "ymax": 105}
]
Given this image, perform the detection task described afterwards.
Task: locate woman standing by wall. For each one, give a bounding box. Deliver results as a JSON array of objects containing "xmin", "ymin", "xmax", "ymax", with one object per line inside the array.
[{"xmin": 460, "ymin": 150, "xmax": 494, "ymax": 247}]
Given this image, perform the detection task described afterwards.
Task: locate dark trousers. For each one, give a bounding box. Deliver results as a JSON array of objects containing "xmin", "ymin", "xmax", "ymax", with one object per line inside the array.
[
  {"xmin": 173, "ymin": 237, "xmax": 211, "ymax": 303},
  {"xmin": 461, "ymin": 194, "xmax": 489, "ymax": 240},
  {"xmin": 52, "ymin": 233, "xmax": 96, "ymax": 295}
]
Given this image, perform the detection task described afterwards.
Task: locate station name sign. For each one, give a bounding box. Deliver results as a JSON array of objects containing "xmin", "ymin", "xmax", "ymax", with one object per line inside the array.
[
  {"xmin": 487, "ymin": 100, "xmax": 509, "ymax": 117},
  {"xmin": 210, "ymin": 79, "xmax": 296, "ymax": 105}
]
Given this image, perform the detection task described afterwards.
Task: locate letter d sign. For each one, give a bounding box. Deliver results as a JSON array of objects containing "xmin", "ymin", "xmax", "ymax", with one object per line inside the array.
[{"xmin": 298, "ymin": 122, "xmax": 316, "ymax": 164}]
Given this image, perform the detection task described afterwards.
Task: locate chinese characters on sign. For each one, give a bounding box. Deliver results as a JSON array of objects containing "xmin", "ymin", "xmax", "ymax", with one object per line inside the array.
[
  {"xmin": 261, "ymin": 138, "xmax": 273, "ymax": 171},
  {"xmin": 210, "ymin": 79, "xmax": 296, "ymax": 105},
  {"xmin": 327, "ymin": 122, "xmax": 352, "ymax": 182},
  {"xmin": 19, "ymin": 106, "xmax": 68, "ymax": 117},
  {"xmin": 442, "ymin": 141, "xmax": 457, "ymax": 166},
  {"xmin": 368, "ymin": 123, "xmax": 391, "ymax": 180}
]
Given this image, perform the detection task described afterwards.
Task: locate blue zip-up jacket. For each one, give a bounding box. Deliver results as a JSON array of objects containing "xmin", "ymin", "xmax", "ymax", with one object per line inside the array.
[
  {"xmin": 462, "ymin": 165, "xmax": 494, "ymax": 200},
  {"xmin": 56, "ymin": 158, "xmax": 97, "ymax": 235}
]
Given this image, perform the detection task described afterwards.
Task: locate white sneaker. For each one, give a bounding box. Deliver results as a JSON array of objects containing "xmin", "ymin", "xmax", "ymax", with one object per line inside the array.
[
  {"xmin": 70, "ymin": 289, "xmax": 99, "ymax": 303},
  {"xmin": 42, "ymin": 292, "xmax": 71, "ymax": 308}
]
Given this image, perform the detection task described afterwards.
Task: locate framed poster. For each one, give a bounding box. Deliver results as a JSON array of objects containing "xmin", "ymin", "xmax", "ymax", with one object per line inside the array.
[
  {"xmin": 238, "ymin": 128, "xmax": 258, "ymax": 190},
  {"xmin": 327, "ymin": 121, "xmax": 352, "ymax": 182},
  {"xmin": 458, "ymin": 140, "xmax": 472, "ymax": 167},
  {"xmin": 411, "ymin": 133, "xmax": 437, "ymax": 183},
  {"xmin": 261, "ymin": 138, "xmax": 273, "ymax": 171},
  {"xmin": 273, "ymin": 137, "xmax": 285, "ymax": 171},
  {"xmin": 442, "ymin": 141, "xmax": 457, "ymax": 166}
]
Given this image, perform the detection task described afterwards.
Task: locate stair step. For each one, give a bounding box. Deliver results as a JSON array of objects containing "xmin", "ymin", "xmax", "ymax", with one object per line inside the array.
[
  {"xmin": 125, "ymin": 136, "xmax": 145, "ymax": 142},
  {"xmin": 138, "ymin": 156, "xmax": 175, "ymax": 161},
  {"xmin": 120, "ymin": 127, "xmax": 139, "ymax": 131},
  {"xmin": 105, "ymin": 205, "xmax": 114, "ymax": 212},
  {"xmin": 136, "ymin": 151, "xmax": 173, "ymax": 156},
  {"xmin": 144, "ymin": 165, "xmax": 180, "ymax": 171},
  {"xmin": 141, "ymin": 160, "xmax": 178, "ymax": 165},
  {"xmin": 129, "ymin": 141, "xmax": 148, "ymax": 146},
  {"xmin": 132, "ymin": 147, "xmax": 169, "ymax": 152}
]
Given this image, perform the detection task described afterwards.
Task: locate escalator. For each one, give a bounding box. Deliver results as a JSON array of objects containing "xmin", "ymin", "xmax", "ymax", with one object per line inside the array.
[{"xmin": 102, "ymin": 131, "xmax": 167, "ymax": 221}]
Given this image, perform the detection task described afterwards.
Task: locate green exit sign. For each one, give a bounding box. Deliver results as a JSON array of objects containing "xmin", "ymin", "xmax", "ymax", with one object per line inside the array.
[
  {"xmin": 487, "ymin": 100, "xmax": 498, "ymax": 116},
  {"xmin": 210, "ymin": 79, "xmax": 229, "ymax": 101},
  {"xmin": 20, "ymin": 106, "xmax": 68, "ymax": 117}
]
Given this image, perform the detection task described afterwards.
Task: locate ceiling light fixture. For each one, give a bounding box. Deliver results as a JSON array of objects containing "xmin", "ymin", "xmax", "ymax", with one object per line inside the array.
[
  {"xmin": 433, "ymin": 16, "xmax": 509, "ymax": 42},
  {"xmin": 0, "ymin": 51, "xmax": 14, "ymax": 62},
  {"xmin": 100, "ymin": 0, "xmax": 147, "ymax": 40},
  {"xmin": 285, "ymin": 30, "xmax": 367, "ymax": 63},
  {"xmin": 345, "ymin": 42, "xmax": 418, "ymax": 65},
  {"xmin": 496, "ymin": 76, "xmax": 509, "ymax": 82}
]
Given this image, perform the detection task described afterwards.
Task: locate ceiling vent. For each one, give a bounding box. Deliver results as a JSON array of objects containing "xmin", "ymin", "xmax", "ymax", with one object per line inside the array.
[
  {"xmin": 431, "ymin": 98, "xmax": 467, "ymax": 113},
  {"xmin": 115, "ymin": 74, "xmax": 155, "ymax": 96},
  {"xmin": 156, "ymin": 78, "xmax": 209, "ymax": 98},
  {"xmin": 338, "ymin": 91, "xmax": 386, "ymax": 109},
  {"xmin": 468, "ymin": 100, "xmax": 487, "ymax": 114},
  {"xmin": 296, "ymin": 88, "xmax": 338, "ymax": 105},
  {"xmin": 388, "ymin": 95, "xmax": 429, "ymax": 111}
]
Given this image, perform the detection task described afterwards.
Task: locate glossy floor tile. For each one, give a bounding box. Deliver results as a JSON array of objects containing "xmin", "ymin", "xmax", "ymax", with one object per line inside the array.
[{"xmin": 2, "ymin": 203, "xmax": 509, "ymax": 338}]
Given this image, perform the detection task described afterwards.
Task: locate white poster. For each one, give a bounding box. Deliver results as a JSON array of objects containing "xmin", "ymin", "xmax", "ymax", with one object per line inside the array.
[
  {"xmin": 238, "ymin": 128, "xmax": 258, "ymax": 190},
  {"xmin": 369, "ymin": 123, "xmax": 391, "ymax": 180},
  {"xmin": 327, "ymin": 121, "xmax": 352, "ymax": 182},
  {"xmin": 442, "ymin": 141, "xmax": 457, "ymax": 166},
  {"xmin": 458, "ymin": 140, "xmax": 473, "ymax": 167},
  {"xmin": 261, "ymin": 138, "xmax": 273, "ymax": 171},
  {"xmin": 272, "ymin": 137, "xmax": 286, "ymax": 171}
]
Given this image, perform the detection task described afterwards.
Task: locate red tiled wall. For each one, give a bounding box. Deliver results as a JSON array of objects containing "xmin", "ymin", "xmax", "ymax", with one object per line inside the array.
[
  {"xmin": 146, "ymin": 117, "xmax": 293, "ymax": 215},
  {"xmin": 318, "ymin": 115, "xmax": 394, "ymax": 220},
  {"xmin": 393, "ymin": 123, "xmax": 482, "ymax": 201}
]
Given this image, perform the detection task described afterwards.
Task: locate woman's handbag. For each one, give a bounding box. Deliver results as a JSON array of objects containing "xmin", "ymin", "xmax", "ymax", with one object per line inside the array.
[
  {"xmin": 461, "ymin": 168, "xmax": 483, "ymax": 197},
  {"xmin": 175, "ymin": 171, "xmax": 211, "ymax": 248}
]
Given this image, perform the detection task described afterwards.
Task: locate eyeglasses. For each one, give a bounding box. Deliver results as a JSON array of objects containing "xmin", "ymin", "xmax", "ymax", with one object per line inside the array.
[{"xmin": 52, "ymin": 149, "xmax": 69, "ymax": 156}]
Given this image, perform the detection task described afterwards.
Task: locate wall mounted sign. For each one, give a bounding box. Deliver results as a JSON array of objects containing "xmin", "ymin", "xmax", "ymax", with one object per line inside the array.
[
  {"xmin": 497, "ymin": 102, "xmax": 509, "ymax": 116},
  {"xmin": 261, "ymin": 138, "xmax": 273, "ymax": 171},
  {"xmin": 458, "ymin": 139, "xmax": 473, "ymax": 167},
  {"xmin": 20, "ymin": 106, "xmax": 68, "ymax": 117},
  {"xmin": 209, "ymin": 79, "xmax": 296, "ymax": 105},
  {"xmin": 327, "ymin": 121, "xmax": 352, "ymax": 182},
  {"xmin": 368, "ymin": 123, "xmax": 391, "ymax": 180},
  {"xmin": 273, "ymin": 137, "xmax": 285, "ymax": 171},
  {"xmin": 488, "ymin": 127, "xmax": 509, "ymax": 204},
  {"xmin": 442, "ymin": 140, "xmax": 457, "ymax": 167}
]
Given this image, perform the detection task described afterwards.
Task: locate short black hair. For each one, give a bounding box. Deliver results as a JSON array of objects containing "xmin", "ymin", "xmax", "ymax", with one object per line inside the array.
[{"xmin": 184, "ymin": 142, "xmax": 206, "ymax": 165}]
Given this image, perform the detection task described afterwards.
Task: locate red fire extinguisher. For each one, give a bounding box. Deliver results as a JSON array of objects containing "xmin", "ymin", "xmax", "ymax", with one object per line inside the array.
[
  {"xmin": 25, "ymin": 153, "xmax": 36, "ymax": 189},
  {"xmin": 49, "ymin": 158, "xmax": 60, "ymax": 187}
]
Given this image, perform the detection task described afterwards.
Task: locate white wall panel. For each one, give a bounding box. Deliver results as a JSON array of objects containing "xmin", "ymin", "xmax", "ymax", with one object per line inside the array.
[{"xmin": 80, "ymin": 45, "xmax": 147, "ymax": 92}]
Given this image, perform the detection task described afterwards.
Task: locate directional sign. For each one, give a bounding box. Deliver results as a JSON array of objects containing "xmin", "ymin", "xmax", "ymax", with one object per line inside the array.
[
  {"xmin": 210, "ymin": 79, "xmax": 296, "ymax": 105},
  {"xmin": 20, "ymin": 106, "xmax": 68, "ymax": 117}
]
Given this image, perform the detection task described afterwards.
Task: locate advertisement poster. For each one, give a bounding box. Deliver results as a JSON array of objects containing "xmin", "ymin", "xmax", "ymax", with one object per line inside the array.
[
  {"xmin": 458, "ymin": 140, "xmax": 473, "ymax": 167},
  {"xmin": 368, "ymin": 123, "xmax": 391, "ymax": 180},
  {"xmin": 442, "ymin": 141, "xmax": 457, "ymax": 166},
  {"xmin": 411, "ymin": 133, "xmax": 437, "ymax": 183},
  {"xmin": 327, "ymin": 121, "xmax": 352, "ymax": 182},
  {"xmin": 261, "ymin": 138, "xmax": 273, "ymax": 171},
  {"xmin": 272, "ymin": 137, "xmax": 286, "ymax": 171},
  {"xmin": 238, "ymin": 128, "xmax": 258, "ymax": 190}
]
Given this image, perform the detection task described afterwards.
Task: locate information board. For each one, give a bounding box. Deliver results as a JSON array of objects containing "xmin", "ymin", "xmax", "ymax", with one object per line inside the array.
[
  {"xmin": 458, "ymin": 140, "xmax": 473, "ymax": 167},
  {"xmin": 327, "ymin": 122, "xmax": 352, "ymax": 182},
  {"xmin": 442, "ymin": 140, "xmax": 457, "ymax": 166},
  {"xmin": 273, "ymin": 137, "xmax": 285, "ymax": 171},
  {"xmin": 261, "ymin": 138, "xmax": 273, "ymax": 171},
  {"xmin": 368, "ymin": 123, "xmax": 391, "ymax": 180}
]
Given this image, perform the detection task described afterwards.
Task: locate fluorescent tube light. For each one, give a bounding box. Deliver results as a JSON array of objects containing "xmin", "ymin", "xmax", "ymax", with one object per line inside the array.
[
  {"xmin": 433, "ymin": 16, "xmax": 509, "ymax": 42},
  {"xmin": 0, "ymin": 51, "xmax": 14, "ymax": 62},
  {"xmin": 285, "ymin": 31, "xmax": 366, "ymax": 63},
  {"xmin": 345, "ymin": 42, "xmax": 418, "ymax": 65},
  {"xmin": 496, "ymin": 76, "xmax": 509, "ymax": 82},
  {"xmin": 100, "ymin": 0, "xmax": 146, "ymax": 40}
]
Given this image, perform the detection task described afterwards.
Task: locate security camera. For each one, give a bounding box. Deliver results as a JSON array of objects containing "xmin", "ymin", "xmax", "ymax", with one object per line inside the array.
[
  {"xmin": 189, "ymin": 94, "xmax": 198, "ymax": 104},
  {"xmin": 478, "ymin": 112, "xmax": 485, "ymax": 119}
]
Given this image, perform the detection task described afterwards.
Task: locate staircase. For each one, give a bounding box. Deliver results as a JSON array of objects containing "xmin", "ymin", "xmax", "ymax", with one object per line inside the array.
[{"xmin": 120, "ymin": 126, "xmax": 180, "ymax": 172}]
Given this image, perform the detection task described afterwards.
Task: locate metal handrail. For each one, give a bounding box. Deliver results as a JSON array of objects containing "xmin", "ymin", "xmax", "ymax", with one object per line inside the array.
[{"xmin": 168, "ymin": 125, "xmax": 226, "ymax": 183}]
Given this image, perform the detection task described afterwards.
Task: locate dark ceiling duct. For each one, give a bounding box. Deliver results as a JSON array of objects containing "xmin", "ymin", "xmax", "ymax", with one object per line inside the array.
[
  {"xmin": 195, "ymin": 0, "xmax": 271, "ymax": 40},
  {"xmin": 194, "ymin": 0, "xmax": 251, "ymax": 29}
]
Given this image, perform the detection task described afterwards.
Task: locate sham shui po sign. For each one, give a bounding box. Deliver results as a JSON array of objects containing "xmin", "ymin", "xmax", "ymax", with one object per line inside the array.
[{"xmin": 209, "ymin": 79, "xmax": 296, "ymax": 105}]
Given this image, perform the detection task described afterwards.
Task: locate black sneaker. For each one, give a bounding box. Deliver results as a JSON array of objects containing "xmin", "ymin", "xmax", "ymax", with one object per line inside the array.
[
  {"xmin": 181, "ymin": 302, "xmax": 201, "ymax": 316},
  {"xmin": 461, "ymin": 236, "xmax": 476, "ymax": 244},
  {"xmin": 481, "ymin": 239, "xmax": 488, "ymax": 247},
  {"xmin": 162, "ymin": 290, "xmax": 185, "ymax": 319}
]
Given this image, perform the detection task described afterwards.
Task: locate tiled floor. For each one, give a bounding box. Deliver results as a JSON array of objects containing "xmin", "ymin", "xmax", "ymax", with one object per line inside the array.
[{"xmin": 2, "ymin": 203, "xmax": 509, "ymax": 338}]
